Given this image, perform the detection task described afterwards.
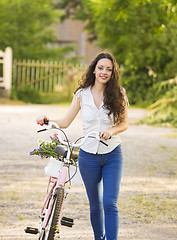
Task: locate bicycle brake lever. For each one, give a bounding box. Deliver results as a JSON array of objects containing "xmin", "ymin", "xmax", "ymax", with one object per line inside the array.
[
  {"xmin": 99, "ymin": 140, "xmax": 108, "ymax": 147},
  {"xmin": 37, "ymin": 128, "xmax": 47, "ymax": 133},
  {"xmin": 96, "ymin": 134, "xmax": 109, "ymax": 147}
]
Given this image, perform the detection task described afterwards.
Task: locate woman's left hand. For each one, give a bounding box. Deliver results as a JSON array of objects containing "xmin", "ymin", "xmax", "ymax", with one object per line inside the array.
[{"xmin": 100, "ymin": 130, "xmax": 113, "ymax": 140}]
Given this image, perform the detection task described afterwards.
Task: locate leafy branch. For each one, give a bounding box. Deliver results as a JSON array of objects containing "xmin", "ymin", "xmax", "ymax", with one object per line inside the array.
[{"xmin": 30, "ymin": 135, "xmax": 79, "ymax": 164}]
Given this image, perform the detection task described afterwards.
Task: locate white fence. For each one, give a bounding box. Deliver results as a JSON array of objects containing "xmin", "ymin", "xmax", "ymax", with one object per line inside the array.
[{"xmin": 0, "ymin": 47, "xmax": 12, "ymax": 97}]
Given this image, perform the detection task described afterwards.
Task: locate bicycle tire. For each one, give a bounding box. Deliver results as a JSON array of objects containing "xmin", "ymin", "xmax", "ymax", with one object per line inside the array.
[{"xmin": 39, "ymin": 187, "xmax": 64, "ymax": 240}]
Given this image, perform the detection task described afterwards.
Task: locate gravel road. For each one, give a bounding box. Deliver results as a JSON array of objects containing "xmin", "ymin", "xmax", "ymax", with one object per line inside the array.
[{"xmin": 0, "ymin": 104, "xmax": 176, "ymax": 240}]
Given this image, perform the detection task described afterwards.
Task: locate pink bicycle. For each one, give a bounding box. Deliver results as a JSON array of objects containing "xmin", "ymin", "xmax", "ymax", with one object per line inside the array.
[{"xmin": 25, "ymin": 120, "xmax": 107, "ymax": 240}]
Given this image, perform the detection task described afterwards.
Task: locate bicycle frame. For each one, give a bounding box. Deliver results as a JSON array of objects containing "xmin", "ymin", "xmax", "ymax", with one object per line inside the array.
[
  {"xmin": 25, "ymin": 121, "xmax": 104, "ymax": 239},
  {"xmin": 40, "ymin": 164, "xmax": 68, "ymax": 232}
]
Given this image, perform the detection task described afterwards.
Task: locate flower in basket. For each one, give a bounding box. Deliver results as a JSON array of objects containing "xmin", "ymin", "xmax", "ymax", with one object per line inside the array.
[{"xmin": 30, "ymin": 134, "xmax": 79, "ymax": 165}]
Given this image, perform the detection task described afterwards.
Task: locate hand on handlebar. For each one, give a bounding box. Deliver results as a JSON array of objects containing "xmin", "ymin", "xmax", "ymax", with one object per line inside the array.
[
  {"xmin": 99, "ymin": 130, "xmax": 113, "ymax": 140},
  {"xmin": 36, "ymin": 115, "xmax": 49, "ymax": 126}
]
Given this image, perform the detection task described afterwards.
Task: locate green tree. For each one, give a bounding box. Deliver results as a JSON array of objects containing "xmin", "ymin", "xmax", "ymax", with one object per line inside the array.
[
  {"xmin": 0, "ymin": 0, "xmax": 74, "ymax": 59},
  {"xmin": 58, "ymin": 0, "xmax": 177, "ymax": 104}
]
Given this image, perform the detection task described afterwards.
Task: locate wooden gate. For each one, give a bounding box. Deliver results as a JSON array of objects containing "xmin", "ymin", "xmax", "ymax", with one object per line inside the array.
[{"xmin": 13, "ymin": 59, "xmax": 86, "ymax": 93}]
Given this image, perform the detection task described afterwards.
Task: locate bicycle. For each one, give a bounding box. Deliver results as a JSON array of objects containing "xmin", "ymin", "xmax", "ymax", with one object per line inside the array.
[{"xmin": 25, "ymin": 120, "xmax": 108, "ymax": 240}]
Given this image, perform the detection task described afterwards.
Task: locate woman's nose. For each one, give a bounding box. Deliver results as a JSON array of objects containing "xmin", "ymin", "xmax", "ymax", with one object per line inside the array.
[{"xmin": 102, "ymin": 68, "xmax": 107, "ymax": 74}]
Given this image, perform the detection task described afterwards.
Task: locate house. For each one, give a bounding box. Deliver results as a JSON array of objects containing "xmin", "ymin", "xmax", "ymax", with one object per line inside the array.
[{"xmin": 54, "ymin": 18, "xmax": 101, "ymax": 64}]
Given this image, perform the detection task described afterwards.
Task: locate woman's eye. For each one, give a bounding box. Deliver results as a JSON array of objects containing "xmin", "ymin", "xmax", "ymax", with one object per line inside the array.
[{"xmin": 98, "ymin": 67, "xmax": 112, "ymax": 71}]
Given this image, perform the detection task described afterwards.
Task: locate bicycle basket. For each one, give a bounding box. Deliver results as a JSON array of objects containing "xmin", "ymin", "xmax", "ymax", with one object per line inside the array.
[
  {"xmin": 44, "ymin": 157, "xmax": 83, "ymax": 185},
  {"xmin": 44, "ymin": 157, "xmax": 63, "ymax": 178}
]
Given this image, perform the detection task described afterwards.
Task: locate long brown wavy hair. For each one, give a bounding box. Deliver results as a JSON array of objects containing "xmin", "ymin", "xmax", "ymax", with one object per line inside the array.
[{"xmin": 75, "ymin": 52, "xmax": 126, "ymax": 123}]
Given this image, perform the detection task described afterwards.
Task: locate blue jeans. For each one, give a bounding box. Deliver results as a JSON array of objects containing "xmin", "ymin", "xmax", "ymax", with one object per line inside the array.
[{"xmin": 78, "ymin": 145, "xmax": 123, "ymax": 240}]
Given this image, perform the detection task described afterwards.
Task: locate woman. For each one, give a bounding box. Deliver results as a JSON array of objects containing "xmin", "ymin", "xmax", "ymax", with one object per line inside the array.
[{"xmin": 37, "ymin": 52, "xmax": 128, "ymax": 240}]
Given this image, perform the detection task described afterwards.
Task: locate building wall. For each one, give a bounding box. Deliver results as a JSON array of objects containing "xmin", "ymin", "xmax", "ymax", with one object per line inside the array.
[{"xmin": 54, "ymin": 18, "xmax": 101, "ymax": 64}]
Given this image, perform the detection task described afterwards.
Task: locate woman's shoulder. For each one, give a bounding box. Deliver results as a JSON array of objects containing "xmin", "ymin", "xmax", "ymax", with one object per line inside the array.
[
  {"xmin": 75, "ymin": 86, "xmax": 90, "ymax": 96},
  {"xmin": 75, "ymin": 87, "xmax": 90, "ymax": 102},
  {"xmin": 74, "ymin": 88, "xmax": 83, "ymax": 103},
  {"xmin": 120, "ymin": 86, "xmax": 126, "ymax": 94},
  {"xmin": 120, "ymin": 86, "xmax": 129, "ymax": 105},
  {"xmin": 75, "ymin": 88, "xmax": 83, "ymax": 95}
]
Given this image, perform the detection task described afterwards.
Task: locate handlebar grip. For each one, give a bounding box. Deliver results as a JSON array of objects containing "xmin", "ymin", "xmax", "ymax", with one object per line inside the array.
[{"xmin": 44, "ymin": 118, "xmax": 49, "ymax": 125}]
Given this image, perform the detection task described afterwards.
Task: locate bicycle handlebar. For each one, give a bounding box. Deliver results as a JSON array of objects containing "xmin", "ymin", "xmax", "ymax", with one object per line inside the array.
[{"xmin": 37, "ymin": 121, "xmax": 108, "ymax": 148}]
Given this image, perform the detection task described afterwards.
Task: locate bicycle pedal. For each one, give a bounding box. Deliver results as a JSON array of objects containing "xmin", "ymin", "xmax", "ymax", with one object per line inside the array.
[
  {"xmin": 61, "ymin": 217, "xmax": 74, "ymax": 227},
  {"xmin": 24, "ymin": 227, "xmax": 39, "ymax": 234},
  {"xmin": 62, "ymin": 216, "xmax": 74, "ymax": 223},
  {"xmin": 61, "ymin": 220, "xmax": 74, "ymax": 227}
]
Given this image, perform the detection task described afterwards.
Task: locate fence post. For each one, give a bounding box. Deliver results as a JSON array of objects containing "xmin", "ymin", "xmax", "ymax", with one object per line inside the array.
[{"xmin": 0, "ymin": 47, "xmax": 12, "ymax": 98}]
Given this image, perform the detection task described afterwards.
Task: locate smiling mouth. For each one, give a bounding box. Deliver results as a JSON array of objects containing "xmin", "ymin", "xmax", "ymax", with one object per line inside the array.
[{"xmin": 100, "ymin": 76, "xmax": 107, "ymax": 80}]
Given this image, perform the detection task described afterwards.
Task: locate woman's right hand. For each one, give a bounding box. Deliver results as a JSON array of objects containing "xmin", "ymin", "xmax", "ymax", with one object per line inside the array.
[{"xmin": 36, "ymin": 115, "xmax": 47, "ymax": 126}]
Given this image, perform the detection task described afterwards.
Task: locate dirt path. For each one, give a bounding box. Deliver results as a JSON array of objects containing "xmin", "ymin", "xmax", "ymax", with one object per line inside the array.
[{"xmin": 0, "ymin": 105, "xmax": 176, "ymax": 240}]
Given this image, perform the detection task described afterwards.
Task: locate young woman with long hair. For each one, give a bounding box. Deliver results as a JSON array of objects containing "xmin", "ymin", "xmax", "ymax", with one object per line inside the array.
[{"xmin": 37, "ymin": 52, "xmax": 128, "ymax": 240}]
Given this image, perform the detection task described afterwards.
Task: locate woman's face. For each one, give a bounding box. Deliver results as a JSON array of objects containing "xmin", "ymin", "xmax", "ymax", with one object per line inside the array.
[{"xmin": 94, "ymin": 58, "xmax": 113, "ymax": 85}]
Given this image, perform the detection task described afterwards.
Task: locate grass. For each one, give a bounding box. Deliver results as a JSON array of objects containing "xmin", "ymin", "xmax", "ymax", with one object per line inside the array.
[
  {"xmin": 1, "ymin": 190, "xmax": 22, "ymax": 201},
  {"xmin": 144, "ymin": 166, "xmax": 157, "ymax": 171},
  {"xmin": 10, "ymin": 86, "xmax": 74, "ymax": 104},
  {"xmin": 119, "ymin": 144, "xmax": 177, "ymax": 224},
  {"xmin": 159, "ymin": 145, "xmax": 168, "ymax": 150},
  {"xmin": 0, "ymin": 181, "xmax": 46, "ymax": 224},
  {"xmin": 119, "ymin": 193, "xmax": 177, "ymax": 224},
  {"xmin": 17, "ymin": 214, "xmax": 26, "ymax": 221},
  {"xmin": 0, "ymin": 95, "xmax": 71, "ymax": 106},
  {"xmin": 161, "ymin": 134, "xmax": 177, "ymax": 139},
  {"xmin": 0, "ymin": 97, "xmax": 25, "ymax": 105}
]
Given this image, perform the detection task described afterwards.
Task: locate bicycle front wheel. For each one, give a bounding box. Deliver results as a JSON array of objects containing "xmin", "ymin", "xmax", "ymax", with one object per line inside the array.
[{"xmin": 39, "ymin": 187, "xmax": 64, "ymax": 240}]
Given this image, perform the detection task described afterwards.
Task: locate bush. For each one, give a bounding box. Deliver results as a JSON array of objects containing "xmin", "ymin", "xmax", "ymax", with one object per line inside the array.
[
  {"xmin": 141, "ymin": 83, "xmax": 177, "ymax": 127},
  {"xmin": 11, "ymin": 85, "xmax": 73, "ymax": 104},
  {"xmin": 12, "ymin": 88, "xmax": 41, "ymax": 103}
]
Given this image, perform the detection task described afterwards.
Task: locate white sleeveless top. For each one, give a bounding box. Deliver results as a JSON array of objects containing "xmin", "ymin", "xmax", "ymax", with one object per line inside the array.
[{"xmin": 75, "ymin": 87, "xmax": 121, "ymax": 154}]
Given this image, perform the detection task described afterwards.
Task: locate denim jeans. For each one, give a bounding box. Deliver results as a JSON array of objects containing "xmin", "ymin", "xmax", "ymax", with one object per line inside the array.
[{"xmin": 78, "ymin": 145, "xmax": 123, "ymax": 240}]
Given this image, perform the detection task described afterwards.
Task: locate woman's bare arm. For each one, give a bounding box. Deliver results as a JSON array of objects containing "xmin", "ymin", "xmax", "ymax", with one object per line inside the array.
[{"xmin": 36, "ymin": 94, "xmax": 81, "ymax": 128}]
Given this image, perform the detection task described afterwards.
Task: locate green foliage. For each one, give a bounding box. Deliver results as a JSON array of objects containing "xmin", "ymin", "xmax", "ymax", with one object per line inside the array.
[
  {"xmin": 58, "ymin": 0, "xmax": 177, "ymax": 128},
  {"xmin": 30, "ymin": 137, "xmax": 61, "ymax": 159},
  {"xmin": 39, "ymin": 91, "xmax": 71, "ymax": 104},
  {"xmin": 30, "ymin": 135, "xmax": 79, "ymax": 165},
  {"xmin": 12, "ymin": 86, "xmax": 74, "ymax": 104},
  {"xmin": 58, "ymin": 0, "xmax": 177, "ymax": 105},
  {"xmin": 140, "ymin": 79, "xmax": 177, "ymax": 127},
  {"xmin": 12, "ymin": 87, "xmax": 41, "ymax": 104},
  {"xmin": 0, "ymin": 0, "xmax": 74, "ymax": 59}
]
